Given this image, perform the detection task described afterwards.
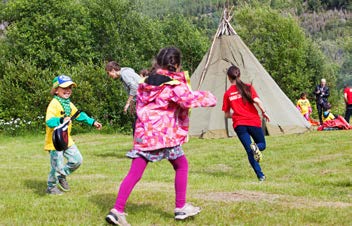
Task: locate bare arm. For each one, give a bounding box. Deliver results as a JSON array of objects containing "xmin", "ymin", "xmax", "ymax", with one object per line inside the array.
[
  {"xmin": 253, "ymin": 97, "xmax": 270, "ymax": 122},
  {"xmin": 124, "ymin": 95, "xmax": 135, "ymax": 113},
  {"xmin": 224, "ymin": 111, "xmax": 232, "ymax": 118}
]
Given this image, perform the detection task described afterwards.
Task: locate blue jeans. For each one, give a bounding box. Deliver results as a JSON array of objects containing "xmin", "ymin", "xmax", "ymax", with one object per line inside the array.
[{"xmin": 234, "ymin": 125, "xmax": 266, "ymax": 179}]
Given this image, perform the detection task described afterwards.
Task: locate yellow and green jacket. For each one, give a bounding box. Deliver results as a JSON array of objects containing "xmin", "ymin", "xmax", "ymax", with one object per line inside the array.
[{"xmin": 44, "ymin": 98, "xmax": 95, "ymax": 151}]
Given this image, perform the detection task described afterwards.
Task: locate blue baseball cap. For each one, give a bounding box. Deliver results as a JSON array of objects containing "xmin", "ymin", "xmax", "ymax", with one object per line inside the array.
[{"xmin": 52, "ymin": 75, "xmax": 77, "ymax": 88}]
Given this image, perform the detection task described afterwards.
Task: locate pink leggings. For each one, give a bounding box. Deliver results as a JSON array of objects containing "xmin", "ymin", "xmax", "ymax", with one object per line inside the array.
[{"xmin": 114, "ymin": 155, "xmax": 189, "ymax": 212}]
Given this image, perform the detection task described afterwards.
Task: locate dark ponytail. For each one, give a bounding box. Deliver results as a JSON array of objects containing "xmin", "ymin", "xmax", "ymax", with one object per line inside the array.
[
  {"xmin": 156, "ymin": 47, "xmax": 181, "ymax": 72},
  {"xmin": 227, "ymin": 65, "xmax": 254, "ymax": 103}
]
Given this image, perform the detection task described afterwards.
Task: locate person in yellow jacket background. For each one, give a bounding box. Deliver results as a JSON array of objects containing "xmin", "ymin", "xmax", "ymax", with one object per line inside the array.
[{"xmin": 296, "ymin": 92, "xmax": 312, "ymax": 121}]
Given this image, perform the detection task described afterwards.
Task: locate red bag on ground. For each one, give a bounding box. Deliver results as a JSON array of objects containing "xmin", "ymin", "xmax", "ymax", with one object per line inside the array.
[{"xmin": 317, "ymin": 115, "xmax": 352, "ymax": 131}]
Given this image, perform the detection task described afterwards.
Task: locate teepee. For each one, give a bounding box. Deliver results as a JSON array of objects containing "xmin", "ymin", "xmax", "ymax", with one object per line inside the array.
[{"xmin": 189, "ymin": 8, "xmax": 311, "ymax": 138}]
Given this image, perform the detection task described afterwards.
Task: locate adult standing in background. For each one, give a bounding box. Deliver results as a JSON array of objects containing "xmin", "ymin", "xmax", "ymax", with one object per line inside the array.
[
  {"xmin": 343, "ymin": 84, "xmax": 352, "ymax": 123},
  {"xmin": 313, "ymin": 78, "xmax": 330, "ymax": 125},
  {"xmin": 105, "ymin": 61, "xmax": 141, "ymax": 134}
]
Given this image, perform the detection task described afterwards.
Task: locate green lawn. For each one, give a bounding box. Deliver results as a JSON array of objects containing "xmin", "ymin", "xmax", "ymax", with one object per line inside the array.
[{"xmin": 0, "ymin": 130, "xmax": 351, "ymax": 225}]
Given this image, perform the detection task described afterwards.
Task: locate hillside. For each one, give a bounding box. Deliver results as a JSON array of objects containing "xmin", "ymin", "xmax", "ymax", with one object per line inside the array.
[{"xmin": 135, "ymin": 0, "xmax": 352, "ymax": 89}]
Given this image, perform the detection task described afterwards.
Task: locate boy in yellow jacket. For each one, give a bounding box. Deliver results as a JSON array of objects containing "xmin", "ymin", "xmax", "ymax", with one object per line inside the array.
[{"xmin": 44, "ymin": 75, "xmax": 102, "ymax": 195}]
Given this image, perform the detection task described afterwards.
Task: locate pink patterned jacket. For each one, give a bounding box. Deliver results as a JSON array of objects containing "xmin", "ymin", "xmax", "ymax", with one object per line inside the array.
[{"xmin": 133, "ymin": 69, "xmax": 217, "ymax": 151}]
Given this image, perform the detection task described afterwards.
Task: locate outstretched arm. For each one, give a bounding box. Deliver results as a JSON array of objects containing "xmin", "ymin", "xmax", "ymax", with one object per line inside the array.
[{"xmin": 171, "ymin": 83, "xmax": 217, "ymax": 109}]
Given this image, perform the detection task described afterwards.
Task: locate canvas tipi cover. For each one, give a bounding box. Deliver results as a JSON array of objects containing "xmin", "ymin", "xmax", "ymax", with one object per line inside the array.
[{"xmin": 189, "ymin": 11, "xmax": 311, "ymax": 138}]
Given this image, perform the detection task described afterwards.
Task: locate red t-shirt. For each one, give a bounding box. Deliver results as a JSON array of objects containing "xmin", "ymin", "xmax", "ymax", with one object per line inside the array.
[
  {"xmin": 344, "ymin": 87, "xmax": 352, "ymax": 105},
  {"xmin": 222, "ymin": 84, "xmax": 261, "ymax": 129}
]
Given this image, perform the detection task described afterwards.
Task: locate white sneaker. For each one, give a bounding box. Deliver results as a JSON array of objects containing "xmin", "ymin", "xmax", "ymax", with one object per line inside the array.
[
  {"xmin": 250, "ymin": 143, "xmax": 263, "ymax": 162},
  {"xmin": 174, "ymin": 203, "xmax": 201, "ymax": 220},
  {"xmin": 105, "ymin": 208, "xmax": 130, "ymax": 226}
]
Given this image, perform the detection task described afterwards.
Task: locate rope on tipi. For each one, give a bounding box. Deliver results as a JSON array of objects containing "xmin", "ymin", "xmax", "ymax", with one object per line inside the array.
[{"xmin": 197, "ymin": 7, "xmax": 236, "ymax": 90}]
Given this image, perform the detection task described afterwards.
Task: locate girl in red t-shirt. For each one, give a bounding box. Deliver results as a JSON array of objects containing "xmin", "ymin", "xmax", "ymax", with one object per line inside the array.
[
  {"xmin": 222, "ymin": 65, "xmax": 270, "ymax": 181},
  {"xmin": 344, "ymin": 85, "xmax": 352, "ymax": 123}
]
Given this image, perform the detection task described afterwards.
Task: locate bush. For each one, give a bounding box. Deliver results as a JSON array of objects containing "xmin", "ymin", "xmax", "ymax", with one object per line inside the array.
[{"xmin": 0, "ymin": 0, "xmax": 208, "ymax": 135}]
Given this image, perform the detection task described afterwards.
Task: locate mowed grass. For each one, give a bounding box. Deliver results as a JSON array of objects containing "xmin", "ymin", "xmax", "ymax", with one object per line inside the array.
[{"xmin": 0, "ymin": 130, "xmax": 351, "ymax": 226}]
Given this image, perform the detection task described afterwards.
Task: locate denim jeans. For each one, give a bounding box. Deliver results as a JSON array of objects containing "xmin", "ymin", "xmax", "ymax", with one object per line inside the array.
[{"xmin": 234, "ymin": 125, "xmax": 266, "ymax": 179}]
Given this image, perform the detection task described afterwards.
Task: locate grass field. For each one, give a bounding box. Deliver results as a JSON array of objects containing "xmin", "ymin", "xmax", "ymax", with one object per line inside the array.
[{"xmin": 0, "ymin": 130, "xmax": 351, "ymax": 226}]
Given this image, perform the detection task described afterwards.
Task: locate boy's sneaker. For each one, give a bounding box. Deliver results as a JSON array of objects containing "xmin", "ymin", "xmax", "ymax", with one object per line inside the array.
[
  {"xmin": 57, "ymin": 175, "xmax": 70, "ymax": 191},
  {"xmin": 250, "ymin": 143, "xmax": 262, "ymax": 162},
  {"xmin": 46, "ymin": 186, "xmax": 63, "ymax": 195},
  {"xmin": 259, "ymin": 175, "xmax": 266, "ymax": 182},
  {"xmin": 105, "ymin": 208, "xmax": 130, "ymax": 226},
  {"xmin": 174, "ymin": 203, "xmax": 201, "ymax": 220}
]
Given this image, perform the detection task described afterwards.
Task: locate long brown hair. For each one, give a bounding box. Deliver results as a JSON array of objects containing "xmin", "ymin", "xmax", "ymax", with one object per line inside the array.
[{"xmin": 227, "ymin": 65, "xmax": 254, "ymax": 103}]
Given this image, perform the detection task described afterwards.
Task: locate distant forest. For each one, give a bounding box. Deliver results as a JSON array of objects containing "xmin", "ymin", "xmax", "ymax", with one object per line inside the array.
[
  {"xmin": 135, "ymin": 0, "xmax": 352, "ymax": 89},
  {"xmin": 0, "ymin": 0, "xmax": 351, "ymax": 134}
]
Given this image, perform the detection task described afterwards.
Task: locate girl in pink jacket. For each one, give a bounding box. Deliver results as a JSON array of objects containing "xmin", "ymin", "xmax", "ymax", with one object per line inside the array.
[{"xmin": 105, "ymin": 47, "xmax": 217, "ymax": 226}]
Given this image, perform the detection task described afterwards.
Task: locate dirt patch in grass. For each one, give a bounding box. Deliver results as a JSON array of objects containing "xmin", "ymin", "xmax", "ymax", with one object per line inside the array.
[{"xmin": 194, "ymin": 190, "xmax": 352, "ymax": 208}]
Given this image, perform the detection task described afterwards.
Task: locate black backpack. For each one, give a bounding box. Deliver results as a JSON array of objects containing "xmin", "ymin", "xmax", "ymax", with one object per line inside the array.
[{"xmin": 52, "ymin": 110, "xmax": 80, "ymax": 151}]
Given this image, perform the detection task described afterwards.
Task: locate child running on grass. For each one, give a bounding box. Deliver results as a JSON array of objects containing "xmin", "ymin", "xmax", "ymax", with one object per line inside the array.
[
  {"xmin": 296, "ymin": 92, "xmax": 312, "ymax": 121},
  {"xmin": 222, "ymin": 65, "xmax": 270, "ymax": 181},
  {"xmin": 105, "ymin": 47, "xmax": 217, "ymax": 225},
  {"xmin": 44, "ymin": 75, "xmax": 102, "ymax": 195}
]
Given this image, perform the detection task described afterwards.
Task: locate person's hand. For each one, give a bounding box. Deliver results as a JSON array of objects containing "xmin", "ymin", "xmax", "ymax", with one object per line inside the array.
[
  {"xmin": 124, "ymin": 103, "xmax": 129, "ymax": 113},
  {"xmin": 63, "ymin": 117, "xmax": 71, "ymax": 124},
  {"xmin": 262, "ymin": 112, "xmax": 270, "ymax": 122},
  {"xmin": 129, "ymin": 102, "xmax": 136, "ymax": 115},
  {"xmin": 93, "ymin": 121, "xmax": 102, "ymax": 130}
]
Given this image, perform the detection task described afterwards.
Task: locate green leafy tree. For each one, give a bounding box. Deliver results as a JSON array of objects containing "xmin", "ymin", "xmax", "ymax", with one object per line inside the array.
[
  {"xmin": 1, "ymin": 0, "xmax": 96, "ymax": 70},
  {"xmin": 337, "ymin": 37, "xmax": 352, "ymax": 88},
  {"xmin": 160, "ymin": 15, "xmax": 209, "ymax": 72},
  {"xmin": 82, "ymin": 0, "xmax": 165, "ymax": 70},
  {"xmin": 0, "ymin": 0, "xmax": 210, "ymax": 134},
  {"xmin": 234, "ymin": 6, "xmax": 335, "ymax": 103}
]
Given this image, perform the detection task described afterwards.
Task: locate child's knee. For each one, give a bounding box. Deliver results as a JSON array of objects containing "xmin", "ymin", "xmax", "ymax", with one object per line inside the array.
[
  {"xmin": 171, "ymin": 155, "xmax": 188, "ymax": 171},
  {"xmin": 70, "ymin": 156, "xmax": 83, "ymax": 170}
]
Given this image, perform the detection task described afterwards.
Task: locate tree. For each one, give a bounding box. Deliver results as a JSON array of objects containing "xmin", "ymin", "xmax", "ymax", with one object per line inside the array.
[
  {"xmin": 0, "ymin": 0, "xmax": 210, "ymax": 134},
  {"xmin": 337, "ymin": 37, "xmax": 352, "ymax": 88},
  {"xmin": 234, "ymin": 6, "xmax": 335, "ymax": 102},
  {"xmin": 1, "ymin": 0, "xmax": 96, "ymax": 70},
  {"xmin": 159, "ymin": 15, "xmax": 209, "ymax": 72}
]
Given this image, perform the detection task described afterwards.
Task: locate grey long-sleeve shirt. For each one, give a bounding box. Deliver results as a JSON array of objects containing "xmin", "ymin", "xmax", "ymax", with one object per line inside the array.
[{"xmin": 120, "ymin": 67, "xmax": 142, "ymax": 99}]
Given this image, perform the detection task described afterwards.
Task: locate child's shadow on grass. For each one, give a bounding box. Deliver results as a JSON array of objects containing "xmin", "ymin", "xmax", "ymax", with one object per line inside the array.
[
  {"xmin": 89, "ymin": 193, "xmax": 173, "ymax": 220},
  {"xmin": 24, "ymin": 179, "xmax": 47, "ymax": 196},
  {"xmin": 94, "ymin": 148, "xmax": 130, "ymax": 159}
]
